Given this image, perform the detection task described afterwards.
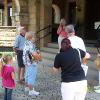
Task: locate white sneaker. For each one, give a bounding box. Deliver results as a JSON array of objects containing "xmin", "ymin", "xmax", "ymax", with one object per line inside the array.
[
  {"xmin": 25, "ymin": 87, "xmax": 29, "ymax": 92},
  {"xmin": 29, "ymin": 90, "xmax": 40, "ymax": 96},
  {"xmin": 94, "ymin": 85, "xmax": 100, "ymax": 90},
  {"xmin": 94, "ymin": 89, "xmax": 100, "ymax": 93}
]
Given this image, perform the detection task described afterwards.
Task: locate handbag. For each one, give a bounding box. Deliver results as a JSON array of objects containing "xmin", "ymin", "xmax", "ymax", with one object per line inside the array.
[
  {"xmin": 77, "ymin": 49, "xmax": 88, "ymax": 76},
  {"xmin": 94, "ymin": 55, "xmax": 100, "ymax": 70}
]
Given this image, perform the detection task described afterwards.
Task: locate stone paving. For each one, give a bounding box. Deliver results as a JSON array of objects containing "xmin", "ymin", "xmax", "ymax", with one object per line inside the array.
[{"xmin": 0, "ymin": 59, "xmax": 100, "ymax": 100}]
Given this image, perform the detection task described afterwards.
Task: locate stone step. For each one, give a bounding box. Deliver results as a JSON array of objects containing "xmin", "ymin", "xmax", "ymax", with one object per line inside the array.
[
  {"xmin": 41, "ymin": 47, "xmax": 58, "ymax": 54},
  {"xmin": 47, "ymin": 43, "xmax": 58, "ymax": 49},
  {"xmin": 86, "ymin": 47, "xmax": 98, "ymax": 54},
  {"xmin": 40, "ymin": 42, "xmax": 99, "ymax": 67},
  {"xmin": 41, "ymin": 51, "xmax": 57, "ymax": 60}
]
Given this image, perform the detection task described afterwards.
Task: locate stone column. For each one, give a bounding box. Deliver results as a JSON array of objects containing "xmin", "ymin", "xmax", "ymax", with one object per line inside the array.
[
  {"xmin": 4, "ymin": 0, "xmax": 8, "ymax": 26},
  {"xmin": 40, "ymin": 0, "xmax": 52, "ymax": 47},
  {"xmin": 19, "ymin": 0, "xmax": 29, "ymax": 29},
  {"xmin": 11, "ymin": 0, "xmax": 16, "ymax": 26},
  {"xmin": 28, "ymin": 0, "xmax": 41, "ymax": 48},
  {"xmin": 28, "ymin": 0, "xmax": 40, "ymax": 32}
]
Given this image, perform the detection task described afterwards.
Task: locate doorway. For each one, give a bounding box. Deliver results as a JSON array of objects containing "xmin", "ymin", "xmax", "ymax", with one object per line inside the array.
[
  {"xmin": 68, "ymin": 2, "xmax": 76, "ymax": 24},
  {"xmin": 85, "ymin": 0, "xmax": 100, "ymax": 40},
  {"xmin": 52, "ymin": 4, "xmax": 61, "ymax": 42}
]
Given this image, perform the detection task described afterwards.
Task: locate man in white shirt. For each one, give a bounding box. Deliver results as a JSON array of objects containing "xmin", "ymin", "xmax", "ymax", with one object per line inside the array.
[
  {"xmin": 65, "ymin": 24, "xmax": 86, "ymax": 52},
  {"xmin": 65, "ymin": 24, "xmax": 89, "ymax": 76}
]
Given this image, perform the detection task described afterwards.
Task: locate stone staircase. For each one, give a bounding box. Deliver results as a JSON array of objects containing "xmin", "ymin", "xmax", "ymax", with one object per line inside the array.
[
  {"xmin": 40, "ymin": 43, "xmax": 99, "ymax": 67},
  {"xmin": 40, "ymin": 43, "xmax": 58, "ymax": 67}
]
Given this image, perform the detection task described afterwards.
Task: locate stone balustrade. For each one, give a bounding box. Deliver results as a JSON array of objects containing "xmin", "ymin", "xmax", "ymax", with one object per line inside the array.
[{"xmin": 0, "ymin": 26, "xmax": 16, "ymax": 47}]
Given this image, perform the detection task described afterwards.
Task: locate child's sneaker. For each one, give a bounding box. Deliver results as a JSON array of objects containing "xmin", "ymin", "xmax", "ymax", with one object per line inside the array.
[
  {"xmin": 25, "ymin": 87, "xmax": 29, "ymax": 92},
  {"xmin": 29, "ymin": 90, "xmax": 40, "ymax": 96}
]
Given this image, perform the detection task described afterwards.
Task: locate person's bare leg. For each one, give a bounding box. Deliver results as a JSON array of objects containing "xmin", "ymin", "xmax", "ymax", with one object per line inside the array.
[
  {"xmin": 21, "ymin": 67, "xmax": 25, "ymax": 80},
  {"xmin": 17, "ymin": 67, "xmax": 21, "ymax": 82},
  {"xmin": 28, "ymin": 85, "xmax": 33, "ymax": 90}
]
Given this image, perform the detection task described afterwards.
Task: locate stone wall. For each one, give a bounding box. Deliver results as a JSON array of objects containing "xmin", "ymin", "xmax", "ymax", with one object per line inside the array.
[
  {"xmin": 13, "ymin": 0, "xmax": 52, "ymax": 47},
  {"xmin": 12, "ymin": 0, "xmax": 85, "ymax": 46}
]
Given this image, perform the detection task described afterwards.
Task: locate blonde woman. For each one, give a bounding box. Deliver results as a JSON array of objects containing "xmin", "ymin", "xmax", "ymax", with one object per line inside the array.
[{"xmin": 23, "ymin": 31, "xmax": 42, "ymax": 96}]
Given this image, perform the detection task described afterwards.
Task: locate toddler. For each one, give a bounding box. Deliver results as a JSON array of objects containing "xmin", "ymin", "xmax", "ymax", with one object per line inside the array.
[{"xmin": 1, "ymin": 54, "xmax": 15, "ymax": 100}]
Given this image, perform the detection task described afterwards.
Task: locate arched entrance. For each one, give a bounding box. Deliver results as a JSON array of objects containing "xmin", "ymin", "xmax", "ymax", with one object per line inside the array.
[
  {"xmin": 85, "ymin": 0, "xmax": 100, "ymax": 40},
  {"xmin": 52, "ymin": 4, "xmax": 60, "ymax": 24}
]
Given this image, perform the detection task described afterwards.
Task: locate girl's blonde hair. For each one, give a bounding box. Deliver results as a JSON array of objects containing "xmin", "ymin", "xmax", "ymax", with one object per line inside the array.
[
  {"xmin": 3, "ymin": 54, "xmax": 12, "ymax": 64},
  {"xmin": 25, "ymin": 31, "xmax": 35, "ymax": 40}
]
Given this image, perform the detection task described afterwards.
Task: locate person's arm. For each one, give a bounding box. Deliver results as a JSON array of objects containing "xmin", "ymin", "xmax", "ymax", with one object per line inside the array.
[
  {"xmin": 84, "ymin": 52, "xmax": 91, "ymax": 59},
  {"xmin": 31, "ymin": 52, "xmax": 42, "ymax": 61},
  {"xmin": 13, "ymin": 48, "xmax": 17, "ymax": 53},
  {"xmin": 79, "ymin": 49, "xmax": 90, "ymax": 59},
  {"xmin": 79, "ymin": 49, "xmax": 91, "ymax": 64},
  {"xmin": 53, "ymin": 54, "xmax": 60, "ymax": 72},
  {"xmin": 11, "ymin": 72, "xmax": 15, "ymax": 80},
  {"xmin": 57, "ymin": 25, "xmax": 62, "ymax": 35},
  {"xmin": 53, "ymin": 67, "xmax": 60, "ymax": 72},
  {"xmin": 29, "ymin": 43, "xmax": 42, "ymax": 61},
  {"xmin": 13, "ymin": 35, "xmax": 19, "ymax": 52}
]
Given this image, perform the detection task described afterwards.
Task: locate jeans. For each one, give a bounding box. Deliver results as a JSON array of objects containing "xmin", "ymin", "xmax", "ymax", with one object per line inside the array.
[{"xmin": 4, "ymin": 88, "xmax": 13, "ymax": 100}]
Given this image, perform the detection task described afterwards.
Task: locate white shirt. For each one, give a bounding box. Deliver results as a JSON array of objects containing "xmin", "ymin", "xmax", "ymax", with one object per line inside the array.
[{"xmin": 68, "ymin": 36, "xmax": 86, "ymax": 52}]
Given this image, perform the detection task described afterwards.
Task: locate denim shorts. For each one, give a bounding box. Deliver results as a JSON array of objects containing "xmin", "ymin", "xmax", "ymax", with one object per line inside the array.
[{"xmin": 25, "ymin": 63, "xmax": 37, "ymax": 85}]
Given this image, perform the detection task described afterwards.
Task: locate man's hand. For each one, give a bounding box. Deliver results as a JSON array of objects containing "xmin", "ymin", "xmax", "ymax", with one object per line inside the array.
[{"xmin": 13, "ymin": 48, "xmax": 17, "ymax": 53}]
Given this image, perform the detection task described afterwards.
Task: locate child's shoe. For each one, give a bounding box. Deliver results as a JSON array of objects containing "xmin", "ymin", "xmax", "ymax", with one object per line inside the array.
[
  {"xmin": 25, "ymin": 87, "xmax": 29, "ymax": 92},
  {"xmin": 29, "ymin": 89, "xmax": 40, "ymax": 96}
]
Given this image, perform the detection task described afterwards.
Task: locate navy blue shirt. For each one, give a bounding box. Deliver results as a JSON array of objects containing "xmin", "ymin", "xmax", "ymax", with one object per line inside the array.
[{"xmin": 54, "ymin": 48, "xmax": 86, "ymax": 82}]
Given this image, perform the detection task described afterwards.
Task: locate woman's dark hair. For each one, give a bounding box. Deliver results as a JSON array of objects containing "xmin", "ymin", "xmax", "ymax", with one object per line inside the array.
[{"xmin": 60, "ymin": 38, "xmax": 71, "ymax": 52}]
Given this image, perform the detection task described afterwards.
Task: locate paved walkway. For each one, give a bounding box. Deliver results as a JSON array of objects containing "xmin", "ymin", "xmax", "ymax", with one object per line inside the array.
[{"xmin": 0, "ymin": 55, "xmax": 100, "ymax": 100}]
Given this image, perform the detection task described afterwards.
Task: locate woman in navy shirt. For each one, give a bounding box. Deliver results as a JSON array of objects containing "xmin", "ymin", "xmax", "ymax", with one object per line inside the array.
[{"xmin": 53, "ymin": 38, "xmax": 90, "ymax": 100}]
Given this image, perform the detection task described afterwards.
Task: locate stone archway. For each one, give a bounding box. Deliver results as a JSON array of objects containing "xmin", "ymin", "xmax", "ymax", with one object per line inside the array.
[{"xmin": 52, "ymin": 4, "xmax": 60, "ymax": 24}]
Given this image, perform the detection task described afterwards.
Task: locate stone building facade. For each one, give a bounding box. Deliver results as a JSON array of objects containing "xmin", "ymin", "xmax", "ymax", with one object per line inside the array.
[{"xmin": 0, "ymin": 0, "xmax": 100, "ymax": 47}]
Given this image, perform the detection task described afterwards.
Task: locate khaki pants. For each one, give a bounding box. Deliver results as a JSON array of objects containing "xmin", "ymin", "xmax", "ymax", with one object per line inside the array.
[{"xmin": 61, "ymin": 80, "xmax": 87, "ymax": 100}]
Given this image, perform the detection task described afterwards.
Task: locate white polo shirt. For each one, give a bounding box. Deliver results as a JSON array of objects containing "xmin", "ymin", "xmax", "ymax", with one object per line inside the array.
[{"xmin": 68, "ymin": 36, "xmax": 86, "ymax": 52}]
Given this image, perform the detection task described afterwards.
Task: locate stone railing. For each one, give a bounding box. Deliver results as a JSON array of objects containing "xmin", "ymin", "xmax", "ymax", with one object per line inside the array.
[{"xmin": 0, "ymin": 26, "xmax": 16, "ymax": 47}]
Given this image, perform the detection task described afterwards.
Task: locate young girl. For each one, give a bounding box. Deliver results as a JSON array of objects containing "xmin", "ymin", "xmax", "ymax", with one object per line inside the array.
[{"xmin": 1, "ymin": 54, "xmax": 15, "ymax": 100}]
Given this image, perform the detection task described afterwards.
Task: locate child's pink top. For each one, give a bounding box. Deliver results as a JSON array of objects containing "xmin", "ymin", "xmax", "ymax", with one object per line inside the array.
[{"xmin": 1, "ymin": 65, "xmax": 15, "ymax": 89}]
